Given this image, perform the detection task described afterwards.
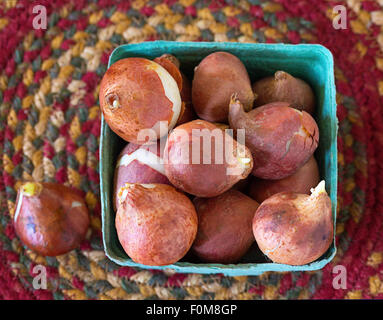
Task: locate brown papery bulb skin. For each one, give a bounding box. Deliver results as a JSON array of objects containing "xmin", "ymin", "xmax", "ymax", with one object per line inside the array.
[
  {"xmin": 192, "ymin": 52, "xmax": 254, "ymax": 123},
  {"xmin": 153, "ymin": 54, "xmax": 183, "ymax": 92},
  {"xmin": 252, "ymin": 181, "xmax": 333, "ymax": 265},
  {"xmin": 155, "ymin": 53, "xmax": 180, "ymax": 69},
  {"xmin": 14, "ymin": 182, "xmax": 90, "ymax": 256},
  {"xmin": 164, "ymin": 120, "xmax": 253, "ymax": 197},
  {"xmin": 154, "ymin": 54, "xmax": 197, "ymax": 125},
  {"xmin": 113, "ymin": 140, "xmax": 170, "ymax": 212},
  {"xmin": 228, "ymin": 96, "xmax": 319, "ymax": 180},
  {"xmin": 249, "ymin": 156, "xmax": 320, "ymax": 203},
  {"xmin": 253, "ymin": 71, "xmax": 316, "ymax": 114},
  {"xmin": 192, "ymin": 189, "xmax": 259, "ymax": 263},
  {"xmin": 115, "ymin": 184, "xmax": 198, "ymax": 266},
  {"xmin": 99, "ymin": 58, "xmax": 182, "ymax": 144}
]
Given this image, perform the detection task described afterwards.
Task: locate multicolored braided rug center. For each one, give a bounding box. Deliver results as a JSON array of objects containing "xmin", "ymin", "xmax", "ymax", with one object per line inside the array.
[{"xmin": 1, "ymin": 0, "xmax": 383, "ymax": 300}]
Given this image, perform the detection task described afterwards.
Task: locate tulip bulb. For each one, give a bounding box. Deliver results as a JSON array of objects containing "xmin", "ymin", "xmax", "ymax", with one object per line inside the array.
[{"xmin": 252, "ymin": 180, "xmax": 333, "ymax": 265}]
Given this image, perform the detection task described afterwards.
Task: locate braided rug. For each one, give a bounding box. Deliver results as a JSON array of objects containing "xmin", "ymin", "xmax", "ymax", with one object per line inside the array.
[{"xmin": 0, "ymin": 0, "xmax": 383, "ymax": 300}]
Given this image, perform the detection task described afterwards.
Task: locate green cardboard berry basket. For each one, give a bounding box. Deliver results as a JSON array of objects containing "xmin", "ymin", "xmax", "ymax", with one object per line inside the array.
[{"xmin": 99, "ymin": 41, "xmax": 338, "ymax": 276}]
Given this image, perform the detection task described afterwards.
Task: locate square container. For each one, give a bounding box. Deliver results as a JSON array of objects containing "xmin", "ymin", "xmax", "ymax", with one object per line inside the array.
[{"xmin": 100, "ymin": 41, "xmax": 338, "ymax": 276}]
